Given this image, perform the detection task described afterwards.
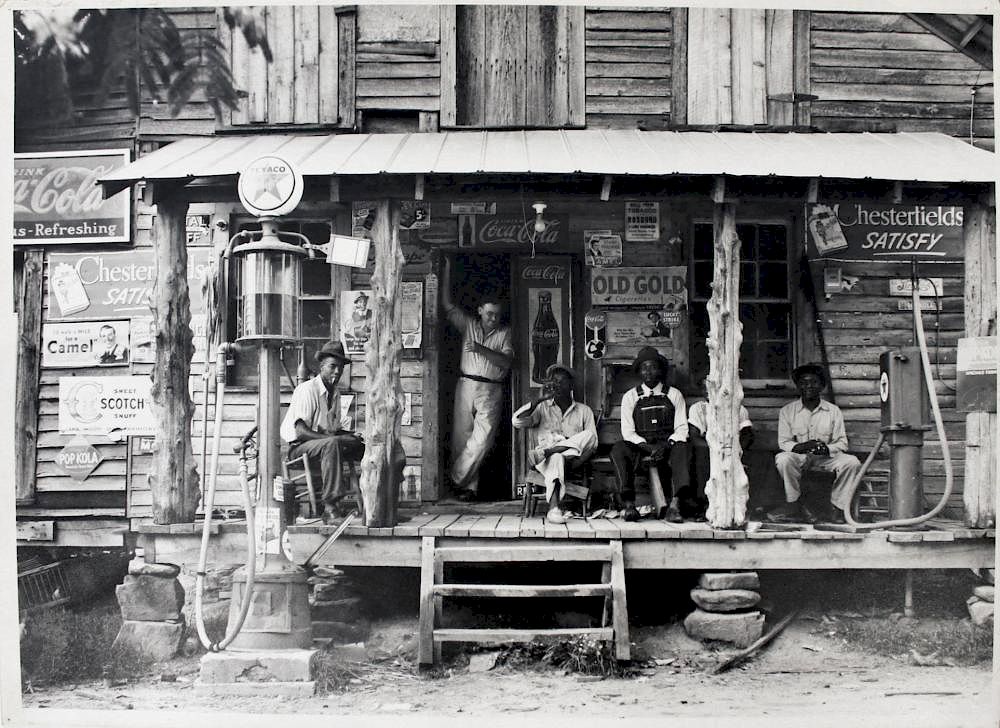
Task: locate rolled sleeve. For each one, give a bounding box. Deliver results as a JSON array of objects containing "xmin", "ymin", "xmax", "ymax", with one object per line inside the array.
[
  {"xmin": 281, "ymin": 385, "xmax": 316, "ymax": 443},
  {"xmin": 511, "ymin": 401, "xmax": 540, "ymax": 430},
  {"xmin": 619, "ymin": 388, "xmax": 646, "ymax": 445},
  {"xmin": 668, "ymin": 388, "xmax": 689, "ymax": 443}
]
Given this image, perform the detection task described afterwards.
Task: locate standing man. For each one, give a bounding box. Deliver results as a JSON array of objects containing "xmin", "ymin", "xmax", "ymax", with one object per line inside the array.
[
  {"xmin": 772, "ymin": 363, "xmax": 860, "ymax": 523},
  {"xmin": 442, "ymin": 257, "xmax": 514, "ymax": 501},
  {"xmin": 280, "ymin": 340, "xmax": 405, "ymax": 523},
  {"xmin": 610, "ymin": 346, "xmax": 689, "ymax": 522},
  {"xmin": 512, "ymin": 363, "xmax": 598, "ymax": 524}
]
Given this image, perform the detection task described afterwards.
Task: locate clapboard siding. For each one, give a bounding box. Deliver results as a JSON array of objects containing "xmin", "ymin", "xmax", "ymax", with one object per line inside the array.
[
  {"xmin": 356, "ymin": 42, "xmax": 441, "ymax": 112},
  {"xmin": 584, "ymin": 7, "xmax": 672, "ymax": 127},
  {"xmin": 810, "ymin": 12, "xmax": 994, "ymax": 150}
]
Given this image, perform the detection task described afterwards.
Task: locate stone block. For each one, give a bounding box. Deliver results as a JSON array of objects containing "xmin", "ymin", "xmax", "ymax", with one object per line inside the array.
[
  {"xmin": 311, "ymin": 596, "xmax": 362, "ymax": 622},
  {"xmin": 113, "ymin": 619, "xmax": 186, "ymax": 661},
  {"xmin": 312, "ymin": 619, "xmax": 370, "ymax": 643},
  {"xmin": 116, "ymin": 575, "xmax": 185, "ymax": 621},
  {"xmin": 684, "ymin": 609, "xmax": 764, "ymax": 648},
  {"xmin": 128, "ymin": 558, "xmax": 181, "ymax": 578},
  {"xmin": 309, "ymin": 567, "xmax": 346, "ymax": 580},
  {"xmin": 973, "ymin": 585, "xmax": 995, "ymax": 603},
  {"xmin": 983, "ymin": 569, "xmax": 996, "ymax": 586},
  {"xmin": 968, "ymin": 599, "xmax": 994, "ymax": 628},
  {"xmin": 194, "ymin": 681, "xmax": 316, "ymax": 698},
  {"xmin": 698, "ymin": 572, "xmax": 760, "ymax": 591},
  {"xmin": 313, "ymin": 582, "xmax": 346, "ymax": 601},
  {"xmin": 690, "ymin": 588, "xmax": 760, "ymax": 613},
  {"xmin": 199, "ymin": 649, "xmax": 318, "ymax": 684}
]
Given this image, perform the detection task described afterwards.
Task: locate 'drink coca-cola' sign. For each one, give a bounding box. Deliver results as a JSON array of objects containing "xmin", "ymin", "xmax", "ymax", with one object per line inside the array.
[
  {"xmin": 14, "ymin": 149, "xmax": 132, "ymax": 244},
  {"xmin": 517, "ymin": 257, "xmax": 573, "ymax": 390}
]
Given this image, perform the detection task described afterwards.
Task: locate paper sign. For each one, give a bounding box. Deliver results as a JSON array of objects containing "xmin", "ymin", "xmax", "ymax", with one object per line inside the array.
[
  {"xmin": 402, "ymin": 392, "xmax": 413, "ymax": 426},
  {"xmin": 130, "ymin": 314, "xmax": 207, "ymax": 364},
  {"xmin": 399, "ymin": 201, "xmax": 430, "ymax": 229},
  {"xmin": 625, "ymin": 201, "xmax": 659, "ymax": 242},
  {"xmin": 58, "ymin": 375, "xmax": 156, "ymax": 436},
  {"xmin": 42, "ymin": 320, "xmax": 131, "ymax": 368},
  {"xmin": 957, "ymin": 336, "xmax": 998, "ymax": 412},
  {"xmin": 889, "ymin": 278, "xmax": 943, "ymax": 297},
  {"xmin": 590, "ymin": 266, "xmax": 687, "ymax": 307},
  {"xmin": 451, "ymin": 202, "xmax": 496, "ymax": 215},
  {"xmin": 585, "ymin": 230, "xmax": 623, "ymax": 267},
  {"xmin": 606, "ymin": 310, "xmax": 674, "ymax": 342},
  {"xmin": 54, "ymin": 435, "xmax": 103, "ymax": 481},
  {"xmin": 401, "ymin": 282, "xmax": 423, "ymax": 348},
  {"xmin": 584, "ymin": 310, "xmax": 607, "ymax": 360},
  {"xmin": 341, "ymin": 290, "xmax": 373, "ymax": 358}
]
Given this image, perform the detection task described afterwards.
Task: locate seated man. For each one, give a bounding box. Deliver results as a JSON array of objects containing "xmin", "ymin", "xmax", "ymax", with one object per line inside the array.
[
  {"xmin": 512, "ymin": 363, "xmax": 598, "ymax": 525},
  {"xmin": 610, "ymin": 346, "xmax": 689, "ymax": 523},
  {"xmin": 280, "ymin": 340, "xmax": 405, "ymax": 523},
  {"xmin": 772, "ymin": 363, "xmax": 861, "ymax": 524},
  {"xmin": 685, "ymin": 376, "xmax": 755, "ymax": 519}
]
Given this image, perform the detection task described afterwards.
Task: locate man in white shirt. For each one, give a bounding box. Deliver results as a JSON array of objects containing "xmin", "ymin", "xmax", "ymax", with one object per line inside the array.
[
  {"xmin": 610, "ymin": 347, "xmax": 689, "ymax": 522},
  {"xmin": 773, "ymin": 363, "xmax": 860, "ymax": 524},
  {"xmin": 280, "ymin": 340, "xmax": 404, "ymax": 522},
  {"xmin": 512, "ymin": 363, "xmax": 598, "ymax": 524},
  {"xmin": 442, "ymin": 257, "xmax": 514, "ymax": 501}
]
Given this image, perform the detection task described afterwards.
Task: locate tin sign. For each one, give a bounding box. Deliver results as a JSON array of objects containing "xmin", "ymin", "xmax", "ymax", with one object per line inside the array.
[
  {"xmin": 42, "ymin": 320, "xmax": 131, "ymax": 368},
  {"xmin": 58, "ymin": 376, "xmax": 156, "ymax": 436},
  {"xmin": 591, "ymin": 267, "xmax": 687, "ymax": 307},
  {"xmin": 238, "ymin": 155, "xmax": 304, "ymax": 217},
  {"xmin": 957, "ymin": 336, "xmax": 997, "ymax": 413},
  {"xmin": 805, "ymin": 203, "xmax": 964, "ymax": 261},
  {"xmin": 14, "ymin": 149, "xmax": 131, "ymax": 244},
  {"xmin": 54, "ymin": 435, "xmax": 103, "ymax": 481},
  {"xmin": 584, "ymin": 311, "xmax": 607, "ymax": 360}
]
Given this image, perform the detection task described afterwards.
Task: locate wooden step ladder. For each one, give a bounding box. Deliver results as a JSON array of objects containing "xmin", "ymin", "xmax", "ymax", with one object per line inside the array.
[{"xmin": 418, "ymin": 537, "xmax": 630, "ymax": 666}]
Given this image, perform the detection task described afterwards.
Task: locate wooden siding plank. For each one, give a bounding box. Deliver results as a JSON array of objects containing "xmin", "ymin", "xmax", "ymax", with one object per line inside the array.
[
  {"xmin": 356, "ymin": 78, "xmax": 441, "ymax": 97},
  {"xmin": 810, "ymin": 12, "xmax": 924, "ymax": 33},
  {"xmin": 439, "ymin": 5, "xmax": 457, "ymax": 126},
  {"xmin": 245, "ymin": 8, "xmax": 269, "ymax": 123},
  {"xmin": 293, "ymin": 5, "xmax": 320, "ymax": 124},
  {"xmin": 812, "ymin": 30, "xmax": 974, "ymax": 52},
  {"xmin": 484, "ymin": 5, "xmax": 526, "ymax": 127},
  {"xmin": 687, "ymin": 7, "xmax": 732, "ymax": 125},
  {"xmin": 526, "ymin": 5, "xmax": 559, "ymax": 126},
  {"xmin": 587, "ymin": 78, "xmax": 671, "ymax": 96},
  {"xmin": 455, "ymin": 5, "xmax": 485, "ymax": 125},
  {"xmin": 585, "ymin": 97, "xmax": 670, "ymax": 114},
  {"xmin": 567, "ymin": 6, "xmax": 586, "ymax": 125},
  {"xmin": 671, "ymin": 7, "xmax": 687, "ymax": 126},
  {"xmin": 267, "ymin": 6, "xmax": 296, "ymax": 123},
  {"xmin": 730, "ymin": 8, "xmax": 765, "ymax": 124},
  {"xmin": 588, "ymin": 47, "xmax": 674, "ymax": 64},
  {"xmin": 587, "ymin": 62, "xmax": 671, "ymax": 78},
  {"xmin": 812, "ymin": 82, "xmax": 993, "ymax": 104},
  {"xmin": 811, "ymin": 48, "xmax": 985, "ymax": 71},
  {"xmin": 16, "ymin": 251, "xmax": 43, "ymax": 505},
  {"xmin": 318, "ymin": 5, "xmax": 340, "ymax": 124},
  {"xmin": 217, "ymin": 9, "xmax": 236, "ymax": 126},
  {"xmin": 338, "ymin": 9, "xmax": 357, "ymax": 128},
  {"xmin": 586, "ymin": 11, "xmax": 671, "ymax": 31},
  {"xmin": 357, "ymin": 62, "xmax": 441, "ymax": 79},
  {"xmin": 765, "ymin": 9, "xmax": 795, "ymax": 126}
]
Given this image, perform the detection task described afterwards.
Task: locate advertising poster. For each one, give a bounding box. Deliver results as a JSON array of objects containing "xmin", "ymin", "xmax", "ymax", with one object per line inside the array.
[
  {"xmin": 957, "ymin": 336, "xmax": 998, "ymax": 413},
  {"xmin": 399, "ymin": 201, "xmax": 431, "ymax": 230},
  {"xmin": 42, "ymin": 320, "xmax": 131, "ymax": 368},
  {"xmin": 352, "ymin": 201, "xmax": 377, "ymax": 239},
  {"xmin": 584, "ymin": 230, "xmax": 623, "ymax": 267},
  {"xmin": 805, "ymin": 203, "xmax": 965, "ymax": 261},
  {"xmin": 130, "ymin": 314, "xmax": 208, "ymax": 364},
  {"xmin": 46, "ymin": 248, "xmax": 212, "ymax": 321},
  {"xmin": 516, "ymin": 257, "xmax": 572, "ymax": 391},
  {"xmin": 58, "ymin": 375, "xmax": 156, "ymax": 437},
  {"xmin": 341, "ymin": 290, "xmax": 373, "ymax": 358},
  {"xmin": 606, "ymin": 311, "xmax": 676, "ymax": 352},
  {"xmin": 54, "ymin": 435, "xmax": 103, "ymax": 481},
  {"xmin": 591, "ymin": 266, "xmax": 687, "ymax": 307},
  {"xmin": 584, "ymin": 310, "xmax": 607, "ymax": 360},
  {"xmin": 401, "ymin": 282, "xmax": 424, "ymax": 349},
  {"xmin": 625, "ymin": 201, "xmax": 660, "ymax": 242},
  {"xmin": 14, "ymin": 149, "xmax": 131, "ymax": 244}
]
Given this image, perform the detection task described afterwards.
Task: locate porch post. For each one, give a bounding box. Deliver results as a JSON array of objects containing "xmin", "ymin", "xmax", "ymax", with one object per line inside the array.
[
  {"xmin": 149, "ymin": 188, "xmax": 199, "ymax": 524},
  {"xmin": 360, "ymin": 199, "xmax": 406, "ymax": 526},
  {"xmin": 704, "ymin": 202, "xmax": 749, "ymax": 528},
  {"xmin": 963, "ymin": 199, "xmax": 997, "ymax": 528}
]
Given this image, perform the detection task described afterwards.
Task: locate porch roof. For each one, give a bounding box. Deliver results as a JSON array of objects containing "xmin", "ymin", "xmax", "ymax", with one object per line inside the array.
[{"xmin": 98, "ymin": 130, "xmax": 997, "ymax": 196}]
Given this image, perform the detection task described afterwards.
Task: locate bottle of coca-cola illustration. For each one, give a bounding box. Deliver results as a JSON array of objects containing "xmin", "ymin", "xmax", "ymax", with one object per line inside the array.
[{"xmin": 531, "ymin": 290, "xmax": 560, "ymax": 383}]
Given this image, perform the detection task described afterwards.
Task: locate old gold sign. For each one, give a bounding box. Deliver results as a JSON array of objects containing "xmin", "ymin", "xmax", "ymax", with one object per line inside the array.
[{"xmin": 591, "ymin": 267, "xmax": 686, "ymax": 306}]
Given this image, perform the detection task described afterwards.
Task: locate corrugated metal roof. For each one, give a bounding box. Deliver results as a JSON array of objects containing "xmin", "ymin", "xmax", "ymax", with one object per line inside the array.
[{"xmin": 99, "ymin": 130, "xmax": 997, "ymax": 195}]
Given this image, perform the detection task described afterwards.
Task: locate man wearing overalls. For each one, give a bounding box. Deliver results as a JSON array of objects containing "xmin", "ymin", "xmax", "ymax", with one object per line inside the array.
[{"xmin": 610, "ymin": 346, "xmax": 689, "ymax": 522}]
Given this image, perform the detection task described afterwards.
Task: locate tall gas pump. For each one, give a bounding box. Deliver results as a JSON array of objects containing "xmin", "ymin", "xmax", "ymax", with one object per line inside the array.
[{"xmin": 878, "ymin": 348, "xmax": 930, "ymax": 521}]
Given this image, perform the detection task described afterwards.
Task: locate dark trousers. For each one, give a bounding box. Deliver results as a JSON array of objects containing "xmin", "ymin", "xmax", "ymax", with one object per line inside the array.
[
  {"xmin": 288, "ymin": 434, "xmax": 367, "ymax": 509},
  {"xmin": 609, "ymin": 439, "xmax": 689, "ymax": 504}
]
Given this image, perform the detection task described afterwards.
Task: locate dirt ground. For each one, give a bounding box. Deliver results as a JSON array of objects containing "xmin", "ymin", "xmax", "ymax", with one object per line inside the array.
[{"xmin": 18, "ymin": 614, "xmax": 995, "ymax": 726}]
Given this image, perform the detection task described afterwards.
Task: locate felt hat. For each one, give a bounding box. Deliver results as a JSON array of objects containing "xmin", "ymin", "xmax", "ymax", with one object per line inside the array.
[
  {"xmin": 791, "ymin": 362, "xmax": 827, "ymax": 386},
  {"xmin": 315, "ymin": 340, "xmax": 351, "ymax": 365},
  {"xmin": 545, "ymin": 362, "xmax": 576, "ymax": 381},
  {"xmin": 631, "ymin": 346, "xmax": 670, "ymax": 373}
]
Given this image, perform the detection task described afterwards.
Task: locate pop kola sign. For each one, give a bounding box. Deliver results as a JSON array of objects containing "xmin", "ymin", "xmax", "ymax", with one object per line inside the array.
[
  {"xmin": 805, "ymin": 203, "xmax": 965, "ymax": 261},
  {"xmin": 58, "ymin": 376, "xmax": 156, "ymax": 437},
  {"xmin": 54, "ymin": 435, "xmax": 103, "ymax": 481},
  {"xmin": 14, "ymin": 149, "xmax": 131, "ymax": 244}
]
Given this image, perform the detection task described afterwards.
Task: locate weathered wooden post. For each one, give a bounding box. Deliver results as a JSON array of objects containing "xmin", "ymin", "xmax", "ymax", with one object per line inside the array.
[
  {"xmin": 148, "ymin": 190, "xmax": 200, "ymax": 524},
  {"xmin": 963, "ymin": 200, "xmax": 997, "ymax": 528},
  {"xmin": 704, "ymin": 202, "xmax": 749, "ymax": 528},
  {"xmin": 360, "ymin": 199, "xmax": 406, "ymax": 526}
]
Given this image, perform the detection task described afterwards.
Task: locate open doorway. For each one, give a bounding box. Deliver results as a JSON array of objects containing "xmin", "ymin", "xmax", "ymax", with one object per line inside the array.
[{"xmin": 440, "ymin": 253, "xmax": 514, "ymax": 501}]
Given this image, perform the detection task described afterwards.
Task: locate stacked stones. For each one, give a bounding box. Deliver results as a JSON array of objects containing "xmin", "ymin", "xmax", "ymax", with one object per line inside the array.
[
  {"xmin": 967, "ymin": 568, "xmax": 995, "ymax": 628},
  {"xmin": 684, "ymin": 571, "xmax": 764, "ymax": 648},
  {"xmin": 113, "ymin": 558, "xmax": 185, "ymax": 661},
  {"xmin": 309, "ymin": 566, "xmax": 369, "ymax": 643}
]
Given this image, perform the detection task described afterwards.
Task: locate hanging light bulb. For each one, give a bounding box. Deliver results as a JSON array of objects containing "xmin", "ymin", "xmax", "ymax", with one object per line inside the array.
[{"xmin": 532, "ymin": 202, "xmax": 547, "ymax": 234}]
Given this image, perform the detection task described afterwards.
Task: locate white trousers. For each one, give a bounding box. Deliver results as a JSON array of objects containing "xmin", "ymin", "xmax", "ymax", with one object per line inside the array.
[
  {"xmin": 774, "ymin": 451, "xmax": 862, "ymax": 510},
  {"xmin": 450, "ymin": 378, "xmax": 504, "ymax": 492},
  {"xmin": 528, "ymin": 429, "xmax": 598, "ymax": 503}
]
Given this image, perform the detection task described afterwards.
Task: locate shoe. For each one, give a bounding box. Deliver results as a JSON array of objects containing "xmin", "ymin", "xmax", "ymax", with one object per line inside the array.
[
  {"xmin": 826, "ymin": 508, "xmax": 847, "ymax": 524},
  {"xmin": 663, "ymin": 503, "xmax": 684, "ymax": 523},
  {"xmin": 546, "ymin": 508, "xmax": 568, "ymax": 525},
  {"xmin": 799, "ymin": 503, "xmax": 821, "ymax": 524},
  {"xmin": 455, "ymin": 489, "xmax": 478, "ymax": 503},
  {"xmin": 768, "ymin": 501, "xmax": 802, "ymax": 522},
  {"xmin": 623, "ymin": 506, "xmax": 640, "ymax": 522}
]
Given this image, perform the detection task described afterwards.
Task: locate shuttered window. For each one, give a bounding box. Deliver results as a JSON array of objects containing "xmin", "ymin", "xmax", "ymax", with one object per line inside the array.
[{"xmin": 440, "ymin": 5, "xmax": 585, "ymax": 128}]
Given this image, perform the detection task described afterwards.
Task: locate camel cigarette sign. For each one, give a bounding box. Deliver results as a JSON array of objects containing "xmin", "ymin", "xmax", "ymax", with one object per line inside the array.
[{"xmin": 14, "ymin": 149, "xmax": 131, "ymax": 244}]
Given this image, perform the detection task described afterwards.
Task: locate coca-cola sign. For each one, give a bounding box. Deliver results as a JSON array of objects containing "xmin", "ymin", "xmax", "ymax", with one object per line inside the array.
[
  {"xmin": 14, "ymin": 149, "xmax": 131, "ymax": 244},
  {"xmin": 477, "ymin": 216, "xmax": 564, "ymax": 246},
  {"xmin": 521, "ymin": 264, "xmax": 568, "ymax": 285}
]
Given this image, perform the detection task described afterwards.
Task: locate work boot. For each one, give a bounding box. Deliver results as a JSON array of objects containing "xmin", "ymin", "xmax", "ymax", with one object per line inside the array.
[
  {"xmin": 623, "ymin": 504, "xmax": 640, "ymax": 522},
  {"xmin": 768, "ymin": 501, "xmax": 803, "ymax": 523},
  {"xmin": 663, "ymin": 500, "xmax": 684, "ymax": 523},
  {"xmin": 546, "ymin": 508, "xmax": 568, "ymax": 525}
]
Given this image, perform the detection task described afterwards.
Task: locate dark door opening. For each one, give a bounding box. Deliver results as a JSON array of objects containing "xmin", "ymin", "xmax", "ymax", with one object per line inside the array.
[{"xmin": 440, "ymin": 253, "xmax": 514, "ymax": 501}]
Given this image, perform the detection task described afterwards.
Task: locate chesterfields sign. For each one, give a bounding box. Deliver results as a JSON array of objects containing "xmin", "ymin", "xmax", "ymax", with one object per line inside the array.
[
  {"xmin": 14, "ymin": 149, "xmax": 131, "ymax": 244},
  {"xmin": 805, "ymin": 203, "xmax": 964, "ymax": 261}
]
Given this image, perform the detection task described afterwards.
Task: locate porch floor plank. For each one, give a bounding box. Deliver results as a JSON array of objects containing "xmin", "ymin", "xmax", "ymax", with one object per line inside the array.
[
  {"xmin": 393, "ymin": 512, "xmax": 439, "ymax": 537},
  {"xmin": 494, "ymin": 515, "xmax": 524, "ymax": 538},
  {"xmin": 467, "ymin": 514, "xmax": 504, "ymax": 537},
  {"xmin": 541, "ymin": 518, "xmax": 570, "ymax": 539},
  {"xmin": 611, "ymin": 518, "xmax": 649, "ymax": 539},
  {"xmin": 564, "ymin": 517, "xmax": 597, "ymax": 539},
  {"xmin": 520, "ymin": 516, "xmax": 546, "ymax": 538},
  {"xmin": 642, "ymin": 520, "xmax": 681, "ymax": 539},
  {"xmin": 589, "ymin": 518, "xmax": 625, "ymax": 539},
  {"xmin": 443, "ymin": 514, "xmax": 483, "ymax": 538},
  {"xmin": 419, "ymin": 514, "xmax": 463, "ymax": 537}
]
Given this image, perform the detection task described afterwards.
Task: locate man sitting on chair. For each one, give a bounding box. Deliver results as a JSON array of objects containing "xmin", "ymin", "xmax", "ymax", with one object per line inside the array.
[
  {"xmin": 512, "ymin": 363, "xmax": 598, "ymax": 525},
  {"xmin": 610, "ymin": 346, "xmax": 689, "ymax": 523},
  {"xmin": 280, "ymin": 340, "xmax": 404, "ymax": 523}
]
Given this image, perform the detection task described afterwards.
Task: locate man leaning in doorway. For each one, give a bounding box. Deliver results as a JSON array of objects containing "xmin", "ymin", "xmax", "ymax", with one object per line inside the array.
[
  {"xmin": 771, "ymin": 363, "xmax": 860, "ymax": 524},
  {"xmin": 611, "ymin": 346, "xmax": 689, "ymax": 523},
  {"xmin": 512, "ymin": 363, "xmax": 598, "ymax": 524},
  {"xmin": 442, "ymin": 257, "xmax": 514, "ymax": 501},
  {"xmin": 280, "ymin": 340, "xmax": 404, "ymax": 523}
]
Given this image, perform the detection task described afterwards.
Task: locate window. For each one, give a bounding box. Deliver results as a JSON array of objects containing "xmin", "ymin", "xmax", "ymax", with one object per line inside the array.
[
  {"xmin": 227, "ymin": 218, "xmax": 336, "ymax": 387},
  {"xmin": 689, "ymin": 221, "xmax": 793, "ymax": 382}
]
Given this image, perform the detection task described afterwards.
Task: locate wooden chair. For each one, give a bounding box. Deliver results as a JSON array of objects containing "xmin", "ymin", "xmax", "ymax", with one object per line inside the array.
[
  {"xmin": 281, "ymin": 449, "xmax": 319, "ymax": 520},
  {"xmin": 522, "ymin": 462, "xmax": 592, "ymax": 518}
]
